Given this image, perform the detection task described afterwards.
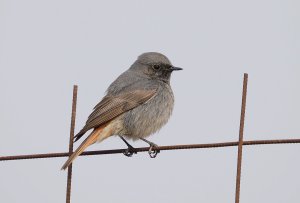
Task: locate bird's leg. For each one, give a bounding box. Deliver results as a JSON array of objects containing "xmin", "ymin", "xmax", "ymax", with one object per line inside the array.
[
  {"xmin": 140, "ymin": 138, "xmax": 160, "ymax": 158},
  {"xmin": 119, "ymin": 136, "xmax": 137, "ymax": 157}
]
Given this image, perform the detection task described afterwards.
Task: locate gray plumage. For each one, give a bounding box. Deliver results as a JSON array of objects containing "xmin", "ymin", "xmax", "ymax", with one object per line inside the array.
[
  {"xmin": 62, "ymin": 52, "xmax": 181, "ymax": 170},
  {"xmin": 74, "ymin": 52, "xmax": 181, "ymax": 142}
]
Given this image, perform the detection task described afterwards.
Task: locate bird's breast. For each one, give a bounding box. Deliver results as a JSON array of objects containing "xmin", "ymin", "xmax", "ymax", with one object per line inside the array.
[{"xmin": 122, "ymin": 84, "xmax": 174, "ymax": 140}]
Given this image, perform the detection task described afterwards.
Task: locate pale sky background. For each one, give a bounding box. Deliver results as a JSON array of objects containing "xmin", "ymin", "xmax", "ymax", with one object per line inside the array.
[{"xmin": 0, "ymin": 0, "xmax": 300, "ymax": 202}]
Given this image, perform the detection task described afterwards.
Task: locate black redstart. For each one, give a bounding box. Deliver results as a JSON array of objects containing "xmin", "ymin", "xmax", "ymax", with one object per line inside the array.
[{"xmin": 61, "ymin": 52, "xmax": 182, "ymax": 170}]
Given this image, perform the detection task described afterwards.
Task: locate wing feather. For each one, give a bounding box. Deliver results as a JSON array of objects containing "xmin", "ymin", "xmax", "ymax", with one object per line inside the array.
[{"xmin": 74, "ymin": 88, "xmax": 157, "ymax": 142}]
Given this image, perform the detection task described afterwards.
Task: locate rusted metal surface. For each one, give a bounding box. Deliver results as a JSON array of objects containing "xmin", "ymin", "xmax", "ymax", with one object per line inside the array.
[
  {"xmin": 235, "ymin": 73, "xmax": 248, "ymax": 203},
  {"xmin": 66, "ymin": 85, "xmax": 77, "ymax": 203},
  {"xmin": 1, "ymin": 138, "xmax": 300, "ymax": 161}
]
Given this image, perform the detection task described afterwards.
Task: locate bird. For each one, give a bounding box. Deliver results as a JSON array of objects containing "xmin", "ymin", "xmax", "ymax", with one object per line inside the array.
[{"xmin": 61, "ymin": 52, "xmax": 182, "ymax": 170}]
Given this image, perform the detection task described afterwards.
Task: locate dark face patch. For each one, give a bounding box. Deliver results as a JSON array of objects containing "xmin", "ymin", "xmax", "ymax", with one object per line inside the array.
[{"xmin": 148, "ymin": 63, "xmax": 173, "ymax": 82}]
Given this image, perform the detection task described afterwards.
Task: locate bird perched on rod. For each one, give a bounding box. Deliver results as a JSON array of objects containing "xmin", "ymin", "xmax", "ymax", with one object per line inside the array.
[{"xmin": 61, "ymin": 52, "xmax": 182, "ymax": 170}]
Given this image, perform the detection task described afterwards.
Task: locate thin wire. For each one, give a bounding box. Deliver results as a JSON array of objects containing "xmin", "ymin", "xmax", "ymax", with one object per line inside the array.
[
  {"xmin": 1, "ymin": 138, "xmax": 300, "ymax": 161},
  {"xmin": 235, "ymin": 73, "xmax": 248, "ymax": 203},
  {"xmin": 66, "ymin": 85, "xmax": 77, "ymax": 203}
]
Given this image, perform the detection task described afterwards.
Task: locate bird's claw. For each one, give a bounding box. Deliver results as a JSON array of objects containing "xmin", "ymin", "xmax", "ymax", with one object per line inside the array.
[
  {"xmin": 148, "ymin": 144, "xmax": 160, "ymax": 158},
  {"xmin": 123, "ymin": 146, "xmax": 137, "ymax": 157}
]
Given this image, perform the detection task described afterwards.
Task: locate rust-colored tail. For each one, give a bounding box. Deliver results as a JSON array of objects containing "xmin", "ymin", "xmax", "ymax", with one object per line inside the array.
[{"xmin": 61, "ymin": 125, "xmax": 111, "ymax": 170}]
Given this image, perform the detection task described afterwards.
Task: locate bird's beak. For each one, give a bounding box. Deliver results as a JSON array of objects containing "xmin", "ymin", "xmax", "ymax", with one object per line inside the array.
[{"xmin": 170, "ymin": 66, "xmax": 183, "ymax": 71}]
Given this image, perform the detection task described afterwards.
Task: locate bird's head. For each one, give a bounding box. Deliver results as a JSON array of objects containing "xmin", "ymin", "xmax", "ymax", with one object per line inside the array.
[{"xmin": 131, "ymin": 52, "xmax": 182, "ymax": 83}]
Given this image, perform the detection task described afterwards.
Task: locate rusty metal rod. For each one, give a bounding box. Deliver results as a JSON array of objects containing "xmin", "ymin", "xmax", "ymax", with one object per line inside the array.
[
  {"xmin": 66, "ymin": 85, "xmax": 77, "ymax": 203},
  {"xmin": 235, "ymin": 73, "xmax": 248, "ymax": 203},
  {"xmin": 1, "ymin": 138, "xmax": 300, "ymax": 161}
]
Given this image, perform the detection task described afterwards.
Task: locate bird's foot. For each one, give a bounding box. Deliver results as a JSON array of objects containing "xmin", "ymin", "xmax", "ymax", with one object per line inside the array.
[
  {"xmin": 120, "ymin": 136, "xmax": 137, "ymax": 157},
  {"xmin": 139, "ymin": 138, "xmax": 160, "ymax": 158},
  {"xmin": 148, "ymin": 142, "xmax": 160, "ymax": 158},
  {"xmin": 123, "ymin": 145, "xmax": 137, "ymax": 157}
]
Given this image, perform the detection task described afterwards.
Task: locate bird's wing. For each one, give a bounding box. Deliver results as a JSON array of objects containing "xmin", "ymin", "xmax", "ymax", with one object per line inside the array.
[{"xmin": 74, "ymin": 88, "xmax": 157, "ymax": 142}]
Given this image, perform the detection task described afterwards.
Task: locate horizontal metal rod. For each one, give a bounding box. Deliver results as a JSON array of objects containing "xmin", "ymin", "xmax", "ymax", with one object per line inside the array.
[{"xmin": 1, "ymin": 138, "xmax": 300, "ymax": 161}]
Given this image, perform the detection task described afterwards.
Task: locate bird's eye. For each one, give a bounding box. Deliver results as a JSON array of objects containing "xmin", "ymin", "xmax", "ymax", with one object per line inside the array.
[{"xmin": 153, "ymin": 64, "xmax": 161, "ymax": 70}]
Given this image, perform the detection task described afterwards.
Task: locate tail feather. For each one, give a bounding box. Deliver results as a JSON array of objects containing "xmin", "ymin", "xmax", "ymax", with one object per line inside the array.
[
  {"xmin": 61, "ymin": 124, "xmax": 111, "ymax": 170},
  {"xmin": 73, "ymin": 128, "xmax": 87, "ymax": 142}
]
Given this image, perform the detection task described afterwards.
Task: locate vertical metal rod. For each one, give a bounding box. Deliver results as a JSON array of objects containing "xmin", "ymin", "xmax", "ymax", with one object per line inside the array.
[
  {"xmin": 66, "ymin": 85, "xmax": 78, "ymax": 203},
  {"xmin": 235, "ymin": 73, "xmax": 248, "ymax": 203}
]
